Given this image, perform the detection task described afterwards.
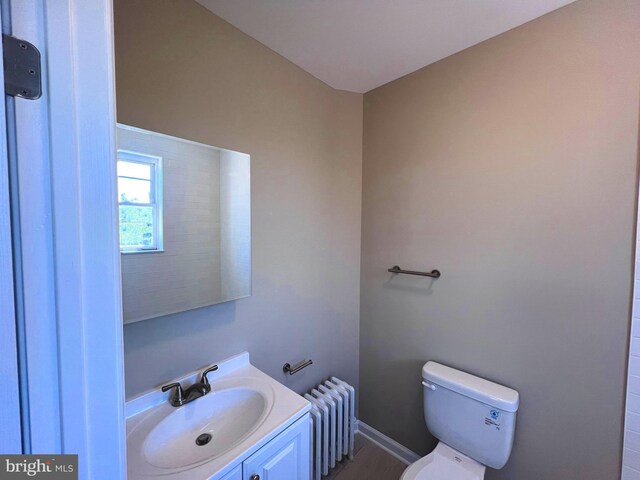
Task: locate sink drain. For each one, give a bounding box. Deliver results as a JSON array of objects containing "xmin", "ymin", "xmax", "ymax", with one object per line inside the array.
[{"xmin": 195, "ymin": 433, "xmax": 212, "ymax": 446}]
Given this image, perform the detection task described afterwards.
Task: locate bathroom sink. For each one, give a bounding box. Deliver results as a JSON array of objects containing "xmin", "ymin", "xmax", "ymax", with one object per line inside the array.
[
  {"xmin": 126, "ymin": 352, "xmax": 311, "ymax": 479},
  {"xmin": 143, "ymin": 387, "xmax": 268, "ymax": 469}
]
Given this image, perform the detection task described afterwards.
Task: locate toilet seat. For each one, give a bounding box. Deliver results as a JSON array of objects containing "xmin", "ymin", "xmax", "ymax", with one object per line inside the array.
[{"xmin": 400, "ymin": 442, "xmax": 486, "ymax": 480}]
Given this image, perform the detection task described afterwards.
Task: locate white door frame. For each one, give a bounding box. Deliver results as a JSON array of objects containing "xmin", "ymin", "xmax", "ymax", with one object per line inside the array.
[
  {"xmin": 7, "ymin": 0, "xmax": 126, "ymax": 477},
  {"xmin": 0, "ymin": 2, "xmax": 21, "ymax": 453}
]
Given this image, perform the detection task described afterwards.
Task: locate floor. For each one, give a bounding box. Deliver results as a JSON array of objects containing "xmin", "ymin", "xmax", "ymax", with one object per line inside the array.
[{"xmin": 326, "ymin": 434, "xmax": 408, "ymax": 480}]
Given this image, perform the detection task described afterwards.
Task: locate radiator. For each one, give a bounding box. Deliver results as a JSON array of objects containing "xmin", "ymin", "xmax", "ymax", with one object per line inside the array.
[{"xmin": 304, "ymin": 377, "xmax": 356, "ymax": 480}]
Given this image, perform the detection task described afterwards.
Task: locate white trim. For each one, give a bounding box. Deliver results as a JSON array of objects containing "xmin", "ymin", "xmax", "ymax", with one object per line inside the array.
[
  {"xmin": 0, "ymin": 2, "xmax": 21, "ymax": 452},
  {"xmin": 9, "ymin": 0, "xmax": 62, "ymax": 454},
  {"xmin": 356, "ymin": 420, "xmax": 421, "ymax": 465},
  {"xmin": 9, "ymin": 0, "xmax": 126, "ymax": 477},
  {"xmin": 47, "ymin": 0, "xmax": 127, "ymax": 475},
  {"xmin": 117, "ymin": 149, "xmax": 164, "ymax": 252},
  {"xmin": 121, "ymin": 249, "xmax": 165, "ymax": 255},
  {"xmin": 118, "ymin": 149, "xmax": 162, "ymax": 165}
]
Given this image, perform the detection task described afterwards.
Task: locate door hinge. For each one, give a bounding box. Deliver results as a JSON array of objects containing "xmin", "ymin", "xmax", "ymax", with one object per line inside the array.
[{"xmin": 3, "ymin": 34, "xmax": 41, "ymax": 100}]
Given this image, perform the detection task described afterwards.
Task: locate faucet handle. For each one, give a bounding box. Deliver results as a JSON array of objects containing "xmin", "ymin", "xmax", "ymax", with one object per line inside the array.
[
  {"xmin": 201, "ymin": 365, "xmax": 219, "ymax": 388},
  {"xmin": 161, "ymin": 382, "xmax": 184, "ymax": 406}
]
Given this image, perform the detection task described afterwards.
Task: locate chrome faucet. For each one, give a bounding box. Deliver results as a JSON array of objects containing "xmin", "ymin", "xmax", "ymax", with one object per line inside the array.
[{"xmin": 161, "ymin": 365, "xmax": 219, "ymax": 407}]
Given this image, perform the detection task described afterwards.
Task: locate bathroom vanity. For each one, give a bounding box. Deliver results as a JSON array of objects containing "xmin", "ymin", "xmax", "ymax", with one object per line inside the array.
[{"xmin": 125, "ymin": 353, "xmax": 311, "ymax": 480}]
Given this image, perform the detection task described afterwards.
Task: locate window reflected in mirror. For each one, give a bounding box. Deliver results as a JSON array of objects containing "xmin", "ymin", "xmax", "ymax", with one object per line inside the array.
[
  {"xmin": 117, "ymin": 125, "xmax": 251, "ymax": 324},
  {"xmin": 117, "ymin": 151, "xmax": 163, "ymax": 252}
]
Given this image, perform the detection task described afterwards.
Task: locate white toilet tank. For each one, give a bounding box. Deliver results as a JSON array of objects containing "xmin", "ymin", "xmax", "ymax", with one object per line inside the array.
[{"xmin": 422, "ymin": 362, "xmax": 519, "ymax": 470}]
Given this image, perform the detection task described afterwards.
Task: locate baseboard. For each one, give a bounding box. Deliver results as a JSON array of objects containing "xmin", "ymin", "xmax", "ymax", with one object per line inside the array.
[{"xmin": 355, "ymin": 420, "xmax": 421, "ymax": 465}]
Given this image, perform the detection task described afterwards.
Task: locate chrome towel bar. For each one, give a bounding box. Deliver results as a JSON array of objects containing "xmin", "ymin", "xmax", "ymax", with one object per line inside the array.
[
  {"xmin": 388, "ymin": 265, "xmax": 441, "ymax": 278},
  {"xmin": 283, "ymin": 359, "xmax": 313, "ymax": 375}
]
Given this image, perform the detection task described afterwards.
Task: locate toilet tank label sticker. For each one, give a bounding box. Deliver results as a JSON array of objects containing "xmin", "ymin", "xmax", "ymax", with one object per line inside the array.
[{"xmin": 485, "ymin": 409, "xmax": 501, "ymax": 430}]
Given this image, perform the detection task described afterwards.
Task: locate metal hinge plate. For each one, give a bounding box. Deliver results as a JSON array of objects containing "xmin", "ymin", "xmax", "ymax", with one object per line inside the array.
[{"xmin": 3, "ymin": 34, "xmax": 41, "ymax": 100}]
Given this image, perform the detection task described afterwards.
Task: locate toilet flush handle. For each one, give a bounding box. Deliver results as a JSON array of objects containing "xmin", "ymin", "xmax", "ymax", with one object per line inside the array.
[{"xmin": 422, "ymin": 381, "xmax": 436, "ymax": 391}]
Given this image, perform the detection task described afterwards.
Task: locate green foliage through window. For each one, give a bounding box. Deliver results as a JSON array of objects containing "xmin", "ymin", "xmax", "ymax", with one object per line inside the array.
[{"xmin": 119, "ymin": 205, "xmax": 154, "ymax": 248}]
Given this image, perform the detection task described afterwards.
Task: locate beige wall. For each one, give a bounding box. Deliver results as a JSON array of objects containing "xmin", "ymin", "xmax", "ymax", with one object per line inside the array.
[
  {"xmin": 115, "ymin": 0, "xmax": 362, "ymax": 397},
  {"xmin": 117, "ymin": 0, "xmax": 640, "ymax": 477},
  {"xmin": 360, "ymin": 1, "xmax": 640, "ymax": 479}
]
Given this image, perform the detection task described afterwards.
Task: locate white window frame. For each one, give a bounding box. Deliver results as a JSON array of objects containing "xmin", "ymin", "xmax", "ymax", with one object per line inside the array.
[{"xmin": 117, "ymin": 150, "xmax": 164, "ymax": 253}]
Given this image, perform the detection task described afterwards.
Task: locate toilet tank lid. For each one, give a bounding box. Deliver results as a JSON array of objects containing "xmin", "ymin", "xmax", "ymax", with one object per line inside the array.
[{"xmin": 422, "ymin": 361, "xmax": 519, "ymax": 413}]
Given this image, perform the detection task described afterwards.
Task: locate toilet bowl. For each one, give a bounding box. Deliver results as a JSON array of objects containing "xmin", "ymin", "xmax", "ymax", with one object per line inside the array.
[
  {"xmin": 400, "ymin": 442, "xmax": 485, "ymax": 480},
  {"xmin": 400, "ymin": 361, "xmax": 519, "ymax": 480}
]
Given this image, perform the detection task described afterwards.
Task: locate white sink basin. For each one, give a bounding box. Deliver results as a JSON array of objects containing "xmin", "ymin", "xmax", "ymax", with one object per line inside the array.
[
  {"xmin": 144, "ymin": 387, "xmax": 268, "ymax": 469},
  {"xmin": 126, "ymin": 352, "xmax": 311, "ymax": 480}
]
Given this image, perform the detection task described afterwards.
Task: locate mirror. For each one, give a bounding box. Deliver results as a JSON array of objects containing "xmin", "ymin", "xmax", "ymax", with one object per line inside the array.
[{"xmin": 117, "ymin": 124, "xmax": 251, "ymax": 324}]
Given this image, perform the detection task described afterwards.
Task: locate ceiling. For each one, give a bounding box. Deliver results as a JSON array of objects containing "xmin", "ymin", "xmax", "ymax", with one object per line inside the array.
[{"xmin": 197, "ymin": 0, "xmax": 577, "ymax": 93}]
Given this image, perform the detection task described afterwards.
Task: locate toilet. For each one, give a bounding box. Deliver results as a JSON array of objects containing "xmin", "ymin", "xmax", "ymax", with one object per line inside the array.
[{"xmin": 401, "ymin": 362, "xmax": 519, "ymax": 480}]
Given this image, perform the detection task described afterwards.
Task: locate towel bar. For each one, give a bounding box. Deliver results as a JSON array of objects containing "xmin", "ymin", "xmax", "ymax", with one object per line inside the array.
[{"xmin": 388, "ymin": 265, "xmax": 441, "ymax": 278}]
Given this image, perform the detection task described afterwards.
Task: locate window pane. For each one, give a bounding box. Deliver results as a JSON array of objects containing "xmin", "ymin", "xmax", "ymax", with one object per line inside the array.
[
  {"xmin": 119, "ymin": 205, "xmax": 155, "ymax": 249},
  {"xmin": 118, "ymin": 177, "xmax": 151, "ymax": 203},
  {"xmin": 118, "ymin": 160, "xmax": 151, "ymax": 180}
]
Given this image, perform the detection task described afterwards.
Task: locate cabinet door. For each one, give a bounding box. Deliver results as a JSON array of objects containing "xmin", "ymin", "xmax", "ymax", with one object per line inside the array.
[{"xmin": 243, "ymin": 414, "xmax": 311, "ymax": 480}]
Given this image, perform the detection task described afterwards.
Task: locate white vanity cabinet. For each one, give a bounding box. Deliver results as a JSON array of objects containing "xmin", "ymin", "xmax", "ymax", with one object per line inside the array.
[
  {"xmin": 243, "ymin": 414, "xmax": 311, "ymax": 480},
  {"xmin": 214, "ymin": 413, "xmax": 311, "ymax": 480}
]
